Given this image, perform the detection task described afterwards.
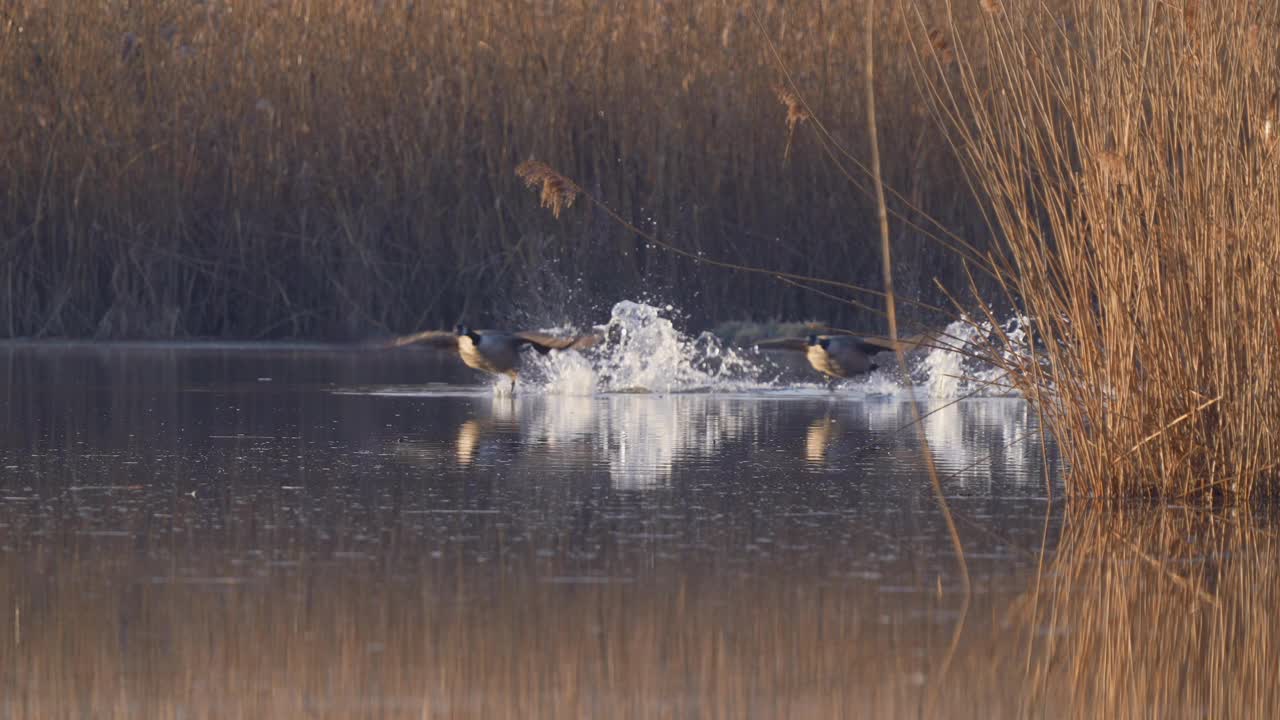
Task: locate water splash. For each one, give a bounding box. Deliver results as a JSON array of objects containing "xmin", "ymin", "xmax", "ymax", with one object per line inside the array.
[
  {"xmin": 530, "ymin": 301, "xmax": 766, "ymax": 394},
  {"xmin": 394, "ymin": 300, "xmax": 1034, "ymax": 398},
  {"xmin": 918, "ymin": 318, "xmax": 1029, "ymax": 399}
]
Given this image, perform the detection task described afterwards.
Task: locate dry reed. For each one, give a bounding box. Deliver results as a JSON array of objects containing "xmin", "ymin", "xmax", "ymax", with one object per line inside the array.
[
  {"xmin": 774, "ymin": 85, "xmax": 811, "ymax": 162},
  {"xmin": 920, "ymin": 0, "xmax": 1280, "ymax": 498},
  {"xmin": 516, "ymin": 160, "xmax": 580, "ymax": 219}
]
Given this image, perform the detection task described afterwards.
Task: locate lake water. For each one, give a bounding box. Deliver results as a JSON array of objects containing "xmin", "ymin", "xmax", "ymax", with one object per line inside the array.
[{"xmin": 1, "ymin": 327, "xmax": 1277, "ymax": 717}]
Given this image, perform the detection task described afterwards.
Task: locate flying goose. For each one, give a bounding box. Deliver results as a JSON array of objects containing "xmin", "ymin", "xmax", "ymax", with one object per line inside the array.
[
  {"xmin": 756, "ymin": 332, "xmax": 931, "ymax": 388},
  {"xmin": 386, "ymin": 324, "xmax": 600, "ymax": 391}
]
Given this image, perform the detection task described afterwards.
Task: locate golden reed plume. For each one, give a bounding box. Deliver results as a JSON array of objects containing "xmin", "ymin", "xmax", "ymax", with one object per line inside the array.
[
  {"xmin": 773, "ymin": 85, "xmax": 811, "ymax": 162},
  {"xmin": 927, "ymin": 29, "xmax": 955, "ymax": 67},
  {"xmin": 515, "ymin": 160, "xmax": 580, "ymax": 218}
]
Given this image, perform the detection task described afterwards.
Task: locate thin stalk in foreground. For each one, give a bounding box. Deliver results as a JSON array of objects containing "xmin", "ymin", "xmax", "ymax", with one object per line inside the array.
[{"xmin": 864, "ymin": 0, "xmax": 970, "ymax": 697}]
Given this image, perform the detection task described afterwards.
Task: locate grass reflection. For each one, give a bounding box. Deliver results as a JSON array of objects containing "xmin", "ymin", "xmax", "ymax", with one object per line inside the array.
[{"xmin": 3, "ymin": 506, "xmax": 1276, "ymax": 717}]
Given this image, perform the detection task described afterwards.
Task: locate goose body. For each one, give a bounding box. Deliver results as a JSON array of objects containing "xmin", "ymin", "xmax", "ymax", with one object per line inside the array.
[
  {"xmin": 806, "ymin": 336, "xmax": 880, "ymax": 378},
  {"xmin": 456, "ymin": 331, "xmax": 523, "ymax": 377},
  {"xmin": 386, "ymin": 324, "xmax": 600, "ymax": 390},
  {"xmin": 757, "ymin": 332, "xmax": 931, "ymax": 386}
]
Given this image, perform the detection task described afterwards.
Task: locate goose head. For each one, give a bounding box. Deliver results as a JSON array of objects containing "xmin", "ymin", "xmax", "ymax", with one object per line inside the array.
[{"xmin": 455, "ymin": 324, "xmax": 481, "ymax": 344}]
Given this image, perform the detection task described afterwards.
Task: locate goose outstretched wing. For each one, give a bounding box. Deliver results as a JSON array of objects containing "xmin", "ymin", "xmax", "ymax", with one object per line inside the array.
[
  {"xmin": 513, "ymin": 330, "xmax": 603, "ymax": 352},
  {"xmin": 852, "ymin": 331, "xmax": 939, "ymax": 355},
  {"xmin": 754, "ymin": 337, "xmax": 811, "ymax": 352},
  {"xmin": 384, "ymin": 330, "xmax": 459, "ymax": 349}
]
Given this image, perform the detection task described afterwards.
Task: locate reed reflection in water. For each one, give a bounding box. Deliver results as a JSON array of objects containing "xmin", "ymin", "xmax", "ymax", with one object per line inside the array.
[
  {"xmin": 0, "ymin": 346, "xmax": 1274, "ymax": 717},
  {"xmin": 1012, "ymin": 508, "xmax": 1280, "ymax": 716}
]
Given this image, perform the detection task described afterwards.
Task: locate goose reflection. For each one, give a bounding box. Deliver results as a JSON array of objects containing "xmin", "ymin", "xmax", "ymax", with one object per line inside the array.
[
  {"xmin": 450, "ymin": 397, "xmax": 523, "ymax": 466},
  {"xmin": 454, "ymin": 419, "xmax": 483, "ymax": 466},
  {"xmin": 392, "ymin": 396, "xmax": 521, "ymax": 468},
  {"xmin": 805, "ymin": 415, "xmax": 840, "ymax": 465},
  {"xmin": 392, "ymin": 394, "xmax": 1053, "ymax": 491}
]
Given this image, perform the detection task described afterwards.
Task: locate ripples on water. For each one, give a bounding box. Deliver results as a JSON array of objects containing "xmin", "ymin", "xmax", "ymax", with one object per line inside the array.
[{"xmin": 1, "ymin": 314, "xmax": 1276, "ymax": 717}]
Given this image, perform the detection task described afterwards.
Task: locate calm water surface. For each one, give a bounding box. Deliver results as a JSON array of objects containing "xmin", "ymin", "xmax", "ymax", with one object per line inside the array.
[{"xmin": 1, "ymin": 345, "xmax": 1275, "ymax": 718}]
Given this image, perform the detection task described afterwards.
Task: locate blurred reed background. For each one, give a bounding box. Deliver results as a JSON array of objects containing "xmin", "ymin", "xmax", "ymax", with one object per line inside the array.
[{"xmin": 0, "ymin": 0, "xmax": 982, "ymax": 339}]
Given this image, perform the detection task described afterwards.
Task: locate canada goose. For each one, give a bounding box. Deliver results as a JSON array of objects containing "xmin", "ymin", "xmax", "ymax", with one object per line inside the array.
[
  {"xmin": 756, "ymin": 332, "xmax": 931, "ymax": 388},
  {"xmin": 386, "ymin": 324, "xmax": 600, "ymax": 391}
]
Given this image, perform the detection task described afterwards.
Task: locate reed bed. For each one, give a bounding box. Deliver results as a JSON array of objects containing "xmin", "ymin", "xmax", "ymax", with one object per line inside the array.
[
  {"xmin": 920, "ymin": 0, "xmax": 1280, "ymax": 498},
  {"xmin": 0, "ymin": 0, "xmax": 980, "ymax": 339}
]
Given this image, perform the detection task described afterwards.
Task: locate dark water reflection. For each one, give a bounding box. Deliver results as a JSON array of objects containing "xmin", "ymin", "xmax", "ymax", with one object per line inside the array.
[{"xmin": 1, "ymin": 345, "xmax": 1276, "ymax": 718}]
